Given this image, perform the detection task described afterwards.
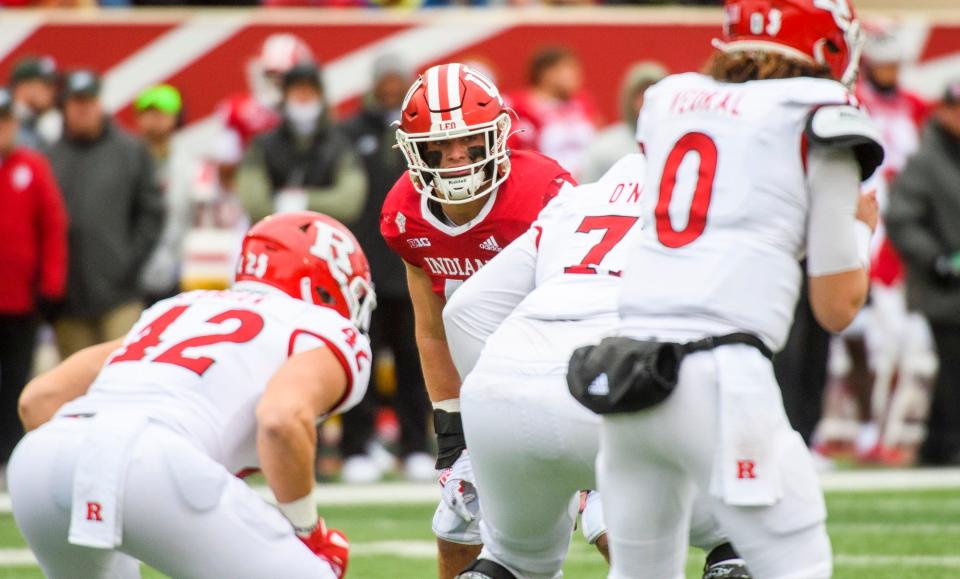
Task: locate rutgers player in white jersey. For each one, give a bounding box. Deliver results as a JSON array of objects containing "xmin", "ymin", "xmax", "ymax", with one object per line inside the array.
[
  {"xmin": 443, "ymin": 156, "xmax": 750, "ymax": 579},
  {"xmin": 8, "ymin": 212, "xmax": 375, "ymax": 579},
  {"xmin": 569, "ymin": 0, "xmax": 885, "ymax": 577}
]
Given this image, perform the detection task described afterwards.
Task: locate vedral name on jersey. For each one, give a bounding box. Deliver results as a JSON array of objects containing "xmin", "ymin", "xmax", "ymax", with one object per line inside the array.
[{"xmin": 423, "ymin": 256, "xmax": 489, "ymax": 278}]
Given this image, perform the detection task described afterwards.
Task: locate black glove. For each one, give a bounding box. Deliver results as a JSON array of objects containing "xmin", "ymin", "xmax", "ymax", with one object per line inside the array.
[
  {"xmin": 36, "ymin": 296, "xmax": 65, "ymax": 323},
  {"xmin": 433, "ymin": 409, "xmax": 466, "ymax": 470}
]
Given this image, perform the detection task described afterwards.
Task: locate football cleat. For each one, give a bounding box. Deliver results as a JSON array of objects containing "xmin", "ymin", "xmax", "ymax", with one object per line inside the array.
[{"xmin": 703, "ymin": 543, "xmax": 752, "ymax": 579}]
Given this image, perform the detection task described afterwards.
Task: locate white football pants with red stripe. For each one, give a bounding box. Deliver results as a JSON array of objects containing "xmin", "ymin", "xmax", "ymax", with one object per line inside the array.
[
  {"xmin": 461, "ymin": 318, "xmax": 729, "ymax": 579},
  {"xmin": 8, "ymin": 418, "xmax": 338, "ymax": 579},
  {"xmin": 598, "ymin": 347, "xmax": 832, "ymax": 579}
]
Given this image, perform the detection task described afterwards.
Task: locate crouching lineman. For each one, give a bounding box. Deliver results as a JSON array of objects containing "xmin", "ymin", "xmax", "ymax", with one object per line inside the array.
[
  {"xmin": 9, "ymin": 212, "xmax": 375, "ymax": 579},
  {"xmin": 571, "ymin": 0, "xmax": 883, "ymax": 577},
  {"xmin": 444, "ymin": 156, "xmax": 750, "ymax": 579}
]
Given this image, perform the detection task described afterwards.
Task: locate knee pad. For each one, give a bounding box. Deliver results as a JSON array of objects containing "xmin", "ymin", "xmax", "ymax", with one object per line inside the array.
[
  {"xmin": 456, "ymin": 558, "xmax": 518, "ymax": 579},
  {"xmin": 580, "ymin": 490, "xmax": 607, "ymax": 545}
]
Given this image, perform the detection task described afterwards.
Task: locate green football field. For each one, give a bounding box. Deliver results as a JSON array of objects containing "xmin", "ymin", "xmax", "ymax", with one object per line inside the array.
[{"xmin": 0, "ymin": 488, "xmax": 957, "ymax": 578}]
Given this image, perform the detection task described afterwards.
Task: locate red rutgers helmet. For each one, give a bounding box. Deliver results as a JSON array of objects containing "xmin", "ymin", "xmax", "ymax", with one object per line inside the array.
[
  {"xmin": 715, "ymin": 0, "xmax": 864, "ymax": 86},
  {"xmin": 236, "ymin": 212, "xmax": 376, "ymax": 332},
  {"xmin": 395, "ymin": 63, "xmax": 512, "ymax": 205}
]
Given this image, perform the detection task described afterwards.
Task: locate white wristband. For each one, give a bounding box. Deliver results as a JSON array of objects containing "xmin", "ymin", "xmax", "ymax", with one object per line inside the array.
[
  {"xmin": 854, "ymin": 220, "xmax": 873, "ymax": 270},
  {"xmin": 278, "ymin": 492, "xmax": 319, "ymax": 536},
  {"xmin": 432, "ymin": 398, "xmax": 461, "ymax": 413}
]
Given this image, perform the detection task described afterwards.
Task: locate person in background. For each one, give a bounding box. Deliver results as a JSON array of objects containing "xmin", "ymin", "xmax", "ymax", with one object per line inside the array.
[
  {"xmin": 0, "ymin": 88, "xmax": 68, "ymax": 475},
  {"xmin": 508, "ymin": 46, "xmax": 600, "ymax": 175},
  {"xmin": 340, "ymin": 55, "xmax": 433, "ymax": 484},
  {"xmin": 237, "ymin": 61, "xmax": 367, "ymax": 225},
  {"xmin": 821, "ymin": 20, "xmax": 934, "ymax": 465},
  {"xmin": 134, "ymin": 84, "xmax": 193, "ymax": 305},
  {"xmin": 578, "ymin": 61, "xmax": 666, "ymax": 183},
  {"xmin": 214, "ymin": 33, "xmax": 315, "ymax": 190},
  {"xmin": 46, "ymin": 70, "xmax": 164, "ymax": 359},
  {"xmin": 886, "ymin": 80, "xmax": 960, "ymax": 466},
  {"xmin": 8, "ymin": 56, "xmax": 61, "ymax": 148}
]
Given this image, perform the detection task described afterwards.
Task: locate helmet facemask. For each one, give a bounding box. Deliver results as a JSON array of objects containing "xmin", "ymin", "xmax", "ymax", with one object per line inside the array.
[{"xmin": 396, "ymin": 112, "xmax": 511, "ymax": 205}]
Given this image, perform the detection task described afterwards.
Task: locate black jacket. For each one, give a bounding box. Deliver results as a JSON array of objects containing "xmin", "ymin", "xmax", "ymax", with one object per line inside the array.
[
  {"xmin": 341, "ymin": 105, "xmax": 409, "ymax": 298},
  {"xmin": 887, "ymin": 120, "xmax": 960, "ymax": 325},
  {"xmin": 45, "ymin": 120, "xmax": 164, "ymax": 317}
]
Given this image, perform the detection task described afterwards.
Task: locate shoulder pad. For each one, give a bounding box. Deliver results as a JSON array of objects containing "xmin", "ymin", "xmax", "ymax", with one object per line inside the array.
[{"xmin": 805, "ymin": 105, "xmax": 885, "ymax": 180}]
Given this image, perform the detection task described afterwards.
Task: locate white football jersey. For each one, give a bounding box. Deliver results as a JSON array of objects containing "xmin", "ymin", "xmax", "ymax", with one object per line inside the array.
[
  {"xmin": 58, "ymin": 287, "xmax": 371, "ymax": 474},
  {"xmin": 619, "ymin": 73, "xmax": 855, "ymax": 350},
  {"xmin": 513, "ymin": 154, "xmax": 647, "ymax": 322}
]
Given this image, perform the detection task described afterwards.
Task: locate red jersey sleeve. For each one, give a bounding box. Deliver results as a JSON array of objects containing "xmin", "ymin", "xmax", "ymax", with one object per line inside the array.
[
  {"xmin": 33, "ymin": 153, "xmax": 68, "ymax": 301},
  {"xmin": 380, "ymin": 174, "xmax": 423, "ymax": 268}
]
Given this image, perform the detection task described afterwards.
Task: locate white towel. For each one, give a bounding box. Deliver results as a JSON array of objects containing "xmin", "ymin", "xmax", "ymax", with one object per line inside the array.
[
  {"xmin": 68, "ymin": 412, "xmax": 149, "ymax": 549},
  {"xmin": 709, "ymin": 345, "xmax": 787, "ymax": 507}
]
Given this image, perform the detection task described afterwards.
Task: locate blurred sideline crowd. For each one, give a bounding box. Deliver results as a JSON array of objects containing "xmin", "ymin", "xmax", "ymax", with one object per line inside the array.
[{"xmin": 1, "ymin": 23, "xmax": 960, "ymax": 492}]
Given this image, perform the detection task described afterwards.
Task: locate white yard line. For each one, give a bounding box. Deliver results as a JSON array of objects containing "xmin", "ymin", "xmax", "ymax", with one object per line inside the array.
[
  {"xmin": 819, "ymin": 467, "xmax": 960, "ymax": 491},
  {"xmin": 834, "ymin": 554, "xmax": 960, "ymax": 567},
  {"xmin": 2, "ymin": 545, "xmax": 960, "ymax": 568}
]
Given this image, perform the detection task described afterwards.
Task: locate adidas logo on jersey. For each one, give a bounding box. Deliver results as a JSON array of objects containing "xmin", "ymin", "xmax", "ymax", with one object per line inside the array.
[
  {"xmin": 479, "ymin": 235, "xmax": 502, "ymax": 253},
  {"xmin": 587, "ymin": 373, "xmax": 610, "ymax": 396}
]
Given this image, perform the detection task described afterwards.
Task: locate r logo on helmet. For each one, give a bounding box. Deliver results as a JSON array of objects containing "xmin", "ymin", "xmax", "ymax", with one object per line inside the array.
[{"xmin": 309, "ymin": 221, "xmax": 356, "ymax": 284}]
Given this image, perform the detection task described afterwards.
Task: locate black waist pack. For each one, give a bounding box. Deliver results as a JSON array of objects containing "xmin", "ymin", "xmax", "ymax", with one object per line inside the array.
[{"xmin": 567, "ymin": 333, "xmax": 772, "ymax": 415}]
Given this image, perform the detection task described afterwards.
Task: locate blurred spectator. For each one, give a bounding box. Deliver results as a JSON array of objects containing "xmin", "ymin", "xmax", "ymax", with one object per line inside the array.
[
  {"xmin": 578, "ymin": 61, "xmax": 666, "ymax": 182},
  {"xmin": 134, "ymin": 84, "xmax": 194, "ymax": 305},
  {"xmin": 839, "ymin": 21, "xmax": 934, "ymax": 464},
  {"xmin": 886, "ymin": 81, "xmax": 960, "ymax": 466},
  {"xmin": 237, "ymin": 62, "xmax": 367, "ymax": 224},
  {"xmin": 214, "ymin": 33, "xmax": 315, "ymax": 188},
  {"xmin": 9, "ymin": 56, "xmax": 62, "ymax": 148},
  {"xmin": 508, "ymin": 46, "xmax": 599, "ymax": 175},
  {"xmin": 339, "ymin": 55, "xmax": 432, "ymax": 483},
  {"xmin": 46, "ymin": 70, "xmax": 164, "ymax": 358},
  {"xmin": 176, "ymin": 148, "xmax": 250, "ymax": 293},
  {"xmin": 0, "ymin": 88, "xmax": 67, "ymax": 467}
]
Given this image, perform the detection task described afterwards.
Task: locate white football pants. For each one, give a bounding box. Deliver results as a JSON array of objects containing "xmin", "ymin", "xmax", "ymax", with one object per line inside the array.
[
  {"xmin": 461, "ymin": 319, "xmax": 728, "ymax": 579},
  {"xmin": 598, "ymin": 348, "xmax": 832, "ymax": 579},
  {"xmin": 8, "ymin": 418, "xmax": 337, "ymax": 579}
]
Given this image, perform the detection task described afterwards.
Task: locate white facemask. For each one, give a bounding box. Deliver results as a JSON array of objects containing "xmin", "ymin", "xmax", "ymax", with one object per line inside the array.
[{"xmin": 285, "ymin": 101, "xmax": 323, "ymax": 136}]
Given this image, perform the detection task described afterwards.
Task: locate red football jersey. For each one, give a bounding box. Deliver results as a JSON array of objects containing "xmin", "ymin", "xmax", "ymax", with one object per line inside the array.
[
  {"xmin": 216, "ymin": 92, "xmax": 281, "ymax": 149},
  {"xmin": 381, "ymin": 149, "xmax": 575, "ymax": 299}
]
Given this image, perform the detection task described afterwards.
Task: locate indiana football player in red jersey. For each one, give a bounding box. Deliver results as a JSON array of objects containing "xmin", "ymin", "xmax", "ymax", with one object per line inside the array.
[{"xmin": 380, "ymin": 63, "xmax": 576, "ymax": 578}]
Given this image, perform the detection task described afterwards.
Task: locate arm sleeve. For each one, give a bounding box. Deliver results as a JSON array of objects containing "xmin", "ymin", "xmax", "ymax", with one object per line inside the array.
[
  {"xmin": 130, "ymin": 145, "xmax": 166, "ymax": 268},
  {"xmin": 885, "ymin": 153, "xmax": 941, "ymax": 271},
  {"xmin": 304, "ymin": 151, "xmax": 368, "ymax": 224},
  {"xmin": 442, "ymin": 227, "xmax": 539, "ymax": 379},
  {"xmin": 35, "ymin": 156, "xmax": 69, "ymax": 300},
  {"xmin": 805, "ymin": 144, "xmax": 868, "ymax": 277},
  {"xmin": 236, "ymin": 142, "xmax": 275, "ymax": 223}
]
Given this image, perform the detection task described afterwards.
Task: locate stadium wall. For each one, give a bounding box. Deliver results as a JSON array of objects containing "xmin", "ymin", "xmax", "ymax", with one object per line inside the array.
[{"xmin": 1, "ymin": 8, "xmax": 958, "ymax": 131}]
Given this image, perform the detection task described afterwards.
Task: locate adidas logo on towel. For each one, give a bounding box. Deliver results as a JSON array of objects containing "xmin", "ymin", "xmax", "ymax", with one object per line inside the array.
[
  {"xmin": 587, "ymin": 373, "xmax": 609, "ymax": 396},
  {"xmin": 479, "ymin": 235, "xmax": 502, "ymax": 252}
]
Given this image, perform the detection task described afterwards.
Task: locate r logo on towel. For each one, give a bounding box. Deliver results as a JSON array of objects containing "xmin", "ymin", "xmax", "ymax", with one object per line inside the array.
[
  {"xmin": 86, "ymin": 502, "xmax": 103, "ymax": 522},
  {"xmin": 736, "ymin": 459, "xmax": 756, "ymax": 480}
]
